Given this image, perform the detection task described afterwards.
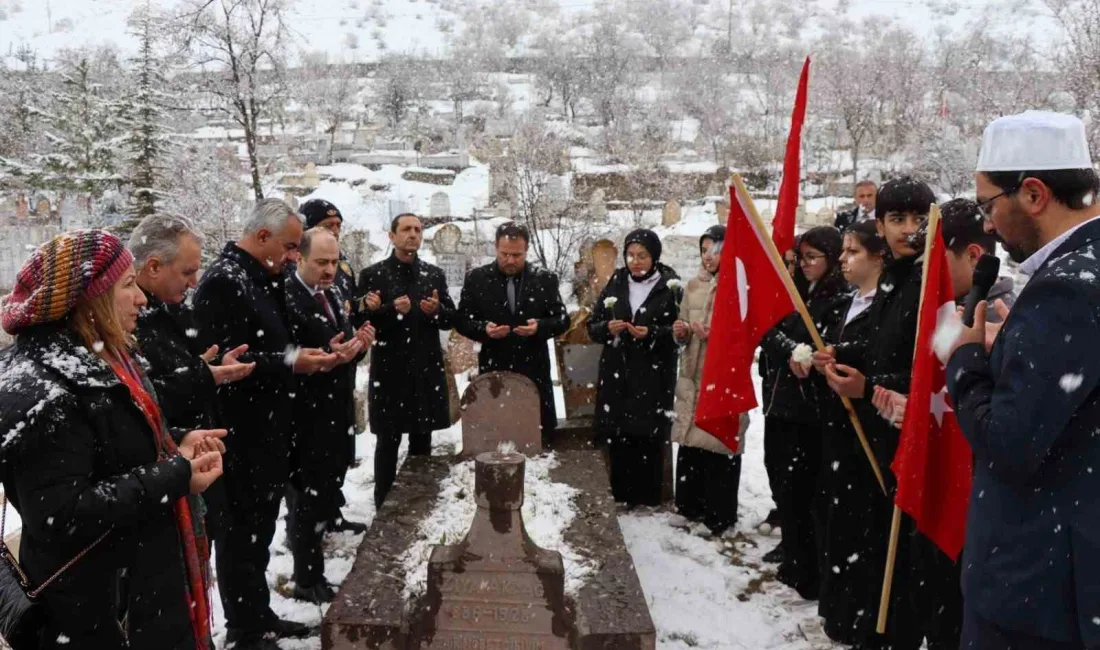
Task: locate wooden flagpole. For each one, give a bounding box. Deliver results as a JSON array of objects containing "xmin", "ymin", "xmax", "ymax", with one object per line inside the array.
[
  {"xmin": 731, "ymin": 175, "xmax": 886, "ymax": 494},
  {"xmin": 875, "ymin": 203, "xmax": 942, "ymax": 634}
]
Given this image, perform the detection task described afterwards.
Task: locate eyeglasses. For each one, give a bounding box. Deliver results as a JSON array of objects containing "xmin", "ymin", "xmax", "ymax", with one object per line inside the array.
[
  {"xmin": 976, "ymin": 186, "xmax": 1018, "ymax": 219},
  {"xmin": 797, "ymin": 252, "xmax": 827, "ymax": 264}
]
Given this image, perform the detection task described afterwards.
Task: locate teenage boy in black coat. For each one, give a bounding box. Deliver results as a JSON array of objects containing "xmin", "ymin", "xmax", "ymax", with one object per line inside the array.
[{"xmin": 816, "ymin": 178, "xmax": 963, "ymax": 650}]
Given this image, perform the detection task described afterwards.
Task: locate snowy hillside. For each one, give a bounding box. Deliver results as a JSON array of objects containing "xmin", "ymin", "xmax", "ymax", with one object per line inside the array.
[{"xmin": 0, "ymin": 0, "xmax": 1056, "ymax": 62}]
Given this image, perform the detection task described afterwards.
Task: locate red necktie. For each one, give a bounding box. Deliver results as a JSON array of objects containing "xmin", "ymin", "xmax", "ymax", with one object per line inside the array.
[{"xmin": 314, "ymin": 291, "xmax": 336, "ymax": 325}]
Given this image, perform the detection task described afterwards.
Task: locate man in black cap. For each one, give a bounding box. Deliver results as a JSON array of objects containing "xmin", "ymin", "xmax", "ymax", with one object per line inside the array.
[
  {"xmin": 299, "ymin": 198, "xmax": 366, "ymax": 532},
  {"xmin": 456, "ymin": 222, "xmax": 569, "ymax": 441}
]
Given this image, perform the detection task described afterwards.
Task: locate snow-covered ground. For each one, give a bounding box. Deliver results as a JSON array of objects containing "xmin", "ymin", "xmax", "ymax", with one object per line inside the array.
[{"xmin": 204, "ymin": 368, "xmax": 842, "ymax": 650}]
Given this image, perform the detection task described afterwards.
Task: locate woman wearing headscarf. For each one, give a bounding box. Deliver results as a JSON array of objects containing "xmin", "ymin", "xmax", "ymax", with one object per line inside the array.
[
  {"xmin": 759, "ymin": 225, "xmax": 847, "ymax": 599},
  {"xmin": 588, "ymin": 229, "xmax": 682, "ymax": 507},
  {"xmin": 0, "ymin": 230, "xmax": 226, "ymax": 650},
  {"xmin": 670, "ymin": 225, "xmax": 749, "ymax": 536}
]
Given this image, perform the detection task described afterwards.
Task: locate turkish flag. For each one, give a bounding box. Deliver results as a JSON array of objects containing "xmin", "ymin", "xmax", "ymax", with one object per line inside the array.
[
  {"xmin": 891, "ymin": 215, "xmax": 973, "ymax": 561},
  {"xmin": 695, "ymin": 184, "xmax": 796, "ymax": 453},
  {"xmin": 771, "ymin": 56, "xmax": 811, "ymax": 255}
]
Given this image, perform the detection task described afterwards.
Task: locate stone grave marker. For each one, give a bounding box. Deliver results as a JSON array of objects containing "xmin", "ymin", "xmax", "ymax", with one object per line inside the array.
[
  {"xmin": 429, "ymin": 191, "xmax": 451, "ymax": 219},
  {"xmin": 432, "ymin": 224, "xmax": 468, "ymax": 288},
  {"xmin": 661, "ymin": 199, "xmax": 682, "ymax": 226},
  {"xmin": 446, "ymin": 330, "xmax": 478, "ymax": 375},
  {"xmin": 304, "ymin": 161, "xmax": 320, "ymax": 188},
  {"xmin": 413, "ymin": 451, "xmax": 570, "ymax": 650},
  {"xmin": 716, "ymin": 199, "xmax": 729, "ymax": 224},
  {"xmin": 460, "ymin": 372, "xmax": 542, "ymax": 457},
  {"xmin": 588, "ymin": 188, "xmax": 607, "ymax": 222},
  {"xmin": 591, "ymin": 240, "xmax": 617, "ymax": 297}
]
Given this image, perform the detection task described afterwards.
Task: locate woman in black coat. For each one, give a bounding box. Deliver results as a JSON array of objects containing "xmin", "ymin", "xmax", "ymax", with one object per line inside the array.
[
  {"xmin": 0, "ymin": 230, "xmax": 224, "ymax": 650},
  {"xmin": 587, "ymin": 229, "xmax": 682, "ymax": 507},
  {"xmin": 815, "ymin": 221, "xmax": 896, "ymax": 648},
  {"xmin": 759, "ymin": 225, "xmax": 848, "ymax": 599}
]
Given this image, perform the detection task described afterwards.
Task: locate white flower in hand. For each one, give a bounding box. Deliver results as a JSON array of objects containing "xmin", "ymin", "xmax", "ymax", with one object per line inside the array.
[
  {"xmin": 792, "ymin": 343, "xmax": 814, "ymax": 368},
  {"xmin": 667, "ymin": 279, "xmax": 682, "ymax": 291},
  {"xmin": 604, "ymin": 297, "xmax": 618, "ymax": 309}
]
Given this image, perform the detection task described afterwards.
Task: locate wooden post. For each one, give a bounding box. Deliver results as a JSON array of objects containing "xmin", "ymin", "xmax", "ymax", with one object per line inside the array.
[
  {"xmin": 875, "ymin": 204, "xmax": 942, "ymax": 634},
  {"xmin": 731, "ymin": 175, "xmax": 887, "ymax": 493}
]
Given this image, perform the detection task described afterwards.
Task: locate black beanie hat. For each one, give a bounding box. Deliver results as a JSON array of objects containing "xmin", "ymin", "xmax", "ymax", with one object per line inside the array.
[
  {"xmin": 300, "ymin": 199, "xmax": 343, "ymax": 229},
  {"xmin": 700, "ymin": 224, "xmax": 726, "ymax": 251},
  {"xmin": 624, "ymin": 228, "xmax": 662, "ymax": 264}
]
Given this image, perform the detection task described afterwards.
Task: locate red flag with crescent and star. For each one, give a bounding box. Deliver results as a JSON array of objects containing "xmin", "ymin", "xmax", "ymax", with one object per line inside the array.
[
  {"xmin": 891, "ymin": 215, "xmax": 973, "ymax": 561},
  {"xmin": 695, "ymin": 183, "xmax": 795, "ymax": 453}
]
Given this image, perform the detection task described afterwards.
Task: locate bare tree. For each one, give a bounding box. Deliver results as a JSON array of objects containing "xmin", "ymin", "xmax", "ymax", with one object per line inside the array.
[
  {"xmin": 814, "ymin": 32, "xmax": 881, "ymax": 181},
  {"xmin": 295, "ymin": 52, "xmax": 360, "ymax": 163},
  {"xmin": 173, "ymin": 0, "xmax": 291, "ymax": 199},
  {"xmin": 496, "ymin": 118, "xmax": 594, "ymax": 279},
  {"xmin": 164, "ymin": 142, "xmax": 251, "ymax": 257}
]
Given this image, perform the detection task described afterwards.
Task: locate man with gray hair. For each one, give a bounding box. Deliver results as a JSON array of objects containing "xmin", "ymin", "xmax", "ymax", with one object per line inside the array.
[
  {"xmin": 131, "ymin": 213, "xmax": 256, "ymax": 625},
  {"xmin": 194, "ymin": 198, "xmax": 351, "ymax": 649}
]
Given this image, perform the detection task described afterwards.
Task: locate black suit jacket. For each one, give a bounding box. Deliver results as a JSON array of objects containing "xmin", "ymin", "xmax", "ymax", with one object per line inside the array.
[
  {"xmin": 947, "ymin": 218, "xmax": 1100, "ymax": 647},
  {"xmin": 284, "ymin": 274, "xmax": 359, "ymax": 478},
  {"xmin": 456, "ymin": 262, "xmax": 568, "ymax": 431}
]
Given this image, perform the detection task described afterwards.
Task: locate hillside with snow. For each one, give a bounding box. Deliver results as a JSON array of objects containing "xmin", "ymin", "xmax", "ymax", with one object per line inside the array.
[{"xmin": 0, "ymin": 0, "xmax": 1056, "ymax": 63}]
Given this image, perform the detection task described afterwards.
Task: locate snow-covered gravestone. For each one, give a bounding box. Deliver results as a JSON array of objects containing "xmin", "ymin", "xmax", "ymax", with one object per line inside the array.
[
  {"xmin": 460, "ymin": 372, "xmax": 542, "ymax": 457},
  {"xmin": 429, "ymin": 191, "xmax": 451, "ymax": 219},
  {"xmin": 431, "ymin": 223, "xmax": 467, "ymax": 289},
  {"xmin": 415, "ymin": 451, "xmax": 569, "ymax": 649}
]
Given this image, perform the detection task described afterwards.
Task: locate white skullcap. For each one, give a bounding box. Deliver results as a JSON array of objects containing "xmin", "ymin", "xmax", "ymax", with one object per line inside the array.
[{"xmin": 976, "ymin": 110, "xmax": 1093, "ymax": 172}]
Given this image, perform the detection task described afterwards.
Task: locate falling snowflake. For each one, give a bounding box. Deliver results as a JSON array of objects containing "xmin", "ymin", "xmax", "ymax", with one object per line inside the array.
[
  {"xmin": 257, "ymin": 329, "xmax": 265, "ymax": 337},
  {"xmin": 92, "ymin": 341, "xmax": 104, "ymax": 353},
  {"xmin": 1060, "ymin": 373, "xmax": 1084, "ymax": 393},
  {"xmin": 185, "ymin": 328, "xmax": 198, "ymax": 338}
]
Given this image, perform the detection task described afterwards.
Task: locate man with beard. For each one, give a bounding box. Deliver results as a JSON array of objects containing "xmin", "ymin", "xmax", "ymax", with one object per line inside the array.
[
  {"xmin": 456, "ymin": 222, "xmax": 569, "ymax": 441},
  {"xmin": 129, "ymin": 214, "xmax": 254, "ymax": 545},
  {"xmin": 284, "ymin": 228, "xmax": 374, "ymax": 603},
  {"xmin": 945, "ymin": 111, "xmax": 1100, "ymax": 650},
  {"xmin": 194, "ymin": 198, "xmax": 346, "ymax": 650},
  {"xmin": 358, "ymin": 213, "xmax": 455, "ymax": 508},
  {"xmin": 298, "ymin": 198, "xmax": 367, "ymax": 532}
]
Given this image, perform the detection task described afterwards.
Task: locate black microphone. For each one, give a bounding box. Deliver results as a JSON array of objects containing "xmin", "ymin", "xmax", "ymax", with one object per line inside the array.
[{"xmin": 961, "ymin": 254, "xmax": 1001, "ymax": 327}]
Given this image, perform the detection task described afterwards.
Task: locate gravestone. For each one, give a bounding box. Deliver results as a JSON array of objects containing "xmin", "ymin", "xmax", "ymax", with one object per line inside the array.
[
  {"xmin": 716, "ymin": 199, "xmax": 729, "ymax": 225},
  {"xmin": 432, "ymin": 224, "xmax": 468, "ymax": 288},
  {"xmin": 460, "ymin": 372, "xmax": 542, "ymax": 456},
  {"xmin": 304, "ymin": 162, "xmax": 320, "ymax": 188},
  {"xmin": 661, "ymin": 200, "xmax": 682, "ymax": 226},
  {"xmin": 35, "ymin": 198, "xmax": 50, "ymax": 218},
  {"xmin": 413, "ymin": 451, "xmax": 570, "ymax": 650},
  {"xmin": 588, "ymin": 188, "xmax": 607, "ymax": 223},
  {"xmin": 429, "ymin": 192, "xmax": 451, "ymax": 219},
  {"xmin": 446, "ymin": 331, "xmax": 479, "ymax": 375}
]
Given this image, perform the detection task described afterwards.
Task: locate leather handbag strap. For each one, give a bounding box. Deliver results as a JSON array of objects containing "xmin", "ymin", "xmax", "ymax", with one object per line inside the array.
[{"xmin": 1, "ymin": 495, "xmax": 110, "ymax": 598}]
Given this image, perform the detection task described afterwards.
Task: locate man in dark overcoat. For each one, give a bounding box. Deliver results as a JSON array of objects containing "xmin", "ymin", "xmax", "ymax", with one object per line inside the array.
[
  {"xmin": 456, "ymin": 222, "xmax": 569, "ymax": 440},
  {"xmin": 358, "ymin": 213, "xmax": 455, "ymax": 508}
]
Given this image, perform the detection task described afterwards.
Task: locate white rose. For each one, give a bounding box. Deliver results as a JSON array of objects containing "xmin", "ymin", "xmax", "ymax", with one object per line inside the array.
[
  {"xmin": 667, "ymin": 279, "xmax": 682, "ymax": 290},
  {"xmin": 792, "ymin": 343, "xmax": 814, "ymax": 367},
  {"xmin": 604, "ymin": 297, "xmax": 618, "ymax": 308}
]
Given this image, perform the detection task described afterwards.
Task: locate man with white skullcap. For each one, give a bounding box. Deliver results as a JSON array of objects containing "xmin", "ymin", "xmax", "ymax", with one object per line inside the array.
[{"xmin": 946, "ymin": 111, "xmax": 1100, "ymax": 650}]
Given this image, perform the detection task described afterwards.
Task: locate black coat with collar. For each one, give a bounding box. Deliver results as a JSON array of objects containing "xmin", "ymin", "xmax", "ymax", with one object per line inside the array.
[
  {"xmin": 0, "ymin": 326, "xmax": 196, "ymax": 650},
  {"xmin": 815, "ymin": 291, "xmax": 895, "ymax": 643},
  {"xmin": 834, "ymin": 253, "xmax": 922, "ymax": 473},
  {"xmin": 358, "ymin": 254, "xmax": 456, "ymax": 435},
  {"xmin": 284, "ymin": 274, "xmax": 359, "ymax": 477},
  {"xmin": 134, "ymin": 293, "xmax": 220, "ymax": 433},
  {"xmin": 193, "ymin": 242, "xmax": 296, "ymax": 491},
  {"xmin": 947, "ymin": 218, "xmax": 1100, "ymax": 647},
  {"xmin": 587, "ymin": 265, "xmax": 683, "ymax": 439},
  {"xmin": 456, "ymin": 261, "xmax": 569, "ymax": 432}
]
